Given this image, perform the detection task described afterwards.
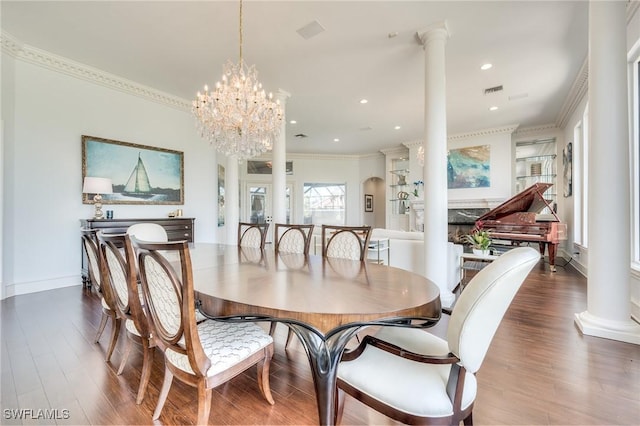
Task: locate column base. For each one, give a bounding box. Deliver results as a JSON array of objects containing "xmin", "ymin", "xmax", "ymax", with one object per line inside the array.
[{"xmin": 574, "ymin": 311, "xmax": 640, "ymax": 345}]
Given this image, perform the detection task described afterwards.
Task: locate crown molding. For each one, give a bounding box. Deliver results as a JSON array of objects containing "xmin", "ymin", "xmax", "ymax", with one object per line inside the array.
[
  {"xmin": 1, "ymin": 31, "xmax": 191, "ymax": 111},
  {"xmin": 628, "ymin": 0, "xmax": 639, "ymax": 25},
  {"xmin": 513, "ymin": 124, "xmax": 560, "ymax": 138},
  {"xmin": 555, "ymin": 57, "xmax": 588, "ymax": 129},
  {"xmin": 447, "ymin": 124, "xmax": 520, "ymax": 141},
  {"xmin": 380, "ymin": 146, "xmax": 409, "ymax": 156}
]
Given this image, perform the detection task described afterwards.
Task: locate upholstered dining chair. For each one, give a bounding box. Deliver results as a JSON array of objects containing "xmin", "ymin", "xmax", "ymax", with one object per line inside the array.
[
  {"xmin": 126, "ymin": 222, "xmax": 168, "ymax": 242},
  {"xmin": 336, "ymin": 247, "xmax": 540, "ymax": 425},
  {"xmin": 131, "ymin": 237, "xmax": 275, "ymax": 425},
  {"xmin": 80, "ymin": 228, "xmax": 120, "ymax": 362},
  {"xmin": 322, "ymin": 225, "xmax": 372, "ymax": 261},
  {"xmin": 238, "ymin": 222, "xmax": 269, "ymax": 249},
  {"xmin": 97, "ymin": 232, "xmax": 153, "ymax": 404},
  {"xmin": 274, "ymin": 223, "xmax": 315, "ymax": 255},
  {"xmin": 271, "ymin": 223, "xmax": 315, "ymax": 348}
]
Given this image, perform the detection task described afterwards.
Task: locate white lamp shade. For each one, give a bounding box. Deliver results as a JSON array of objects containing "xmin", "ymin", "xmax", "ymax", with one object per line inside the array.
[{"xmin": 83, "ymin": 177, "xmax": 113, "ymax": 194}]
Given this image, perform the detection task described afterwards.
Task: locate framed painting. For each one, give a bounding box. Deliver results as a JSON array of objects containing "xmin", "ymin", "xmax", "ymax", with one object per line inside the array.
[
  {"xmin": 364, "ymin": 194, "xmax": 373, "ymax": 212},
  {"xmin": 82, "ymin": 135, "xmax": 184, "ymax": 205},
  {"xmin": 563, "ymin": 142, "xmax": 572, "ymax": 197},
  {"xmin": 447, "ymin": 145, "xmax": 490, "ymax": 189}
]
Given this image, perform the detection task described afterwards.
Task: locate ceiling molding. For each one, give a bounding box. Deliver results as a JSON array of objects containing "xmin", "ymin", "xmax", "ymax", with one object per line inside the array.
[
  {"xmin": 512, "ymin": 124, "xmax": 560, "ymax": 138},
  {"xmin": 628, "ymin": 0, "xmax": 639, "ymax": 25},
  {"xmin": 555, "ymin": 57, "xmax": 588, "ymax": 129},
  {"xmin": 447, "ymin": 124, "xmax": 520, "ymax": 141},
  {"xmin": 0, "ymin": 31, "xmax": 191, "ymax": 112},
  {"xmin": 380, "ymin": 146, "xmax": 409, "ymax": 156}
]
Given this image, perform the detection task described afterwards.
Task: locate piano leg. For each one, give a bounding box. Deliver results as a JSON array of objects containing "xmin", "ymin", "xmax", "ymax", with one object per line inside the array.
[{"xmin": 548, "ymin": 242, "xmax": 557, "ymax": 272}]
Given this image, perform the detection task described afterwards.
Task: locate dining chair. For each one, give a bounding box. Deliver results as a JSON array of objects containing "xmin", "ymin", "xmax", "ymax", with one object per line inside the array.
[
  {"xmin": 336, "ymin": 247, "xmax": 540, "ymax": 425},
  {"xmin": 126, "ymin": 223, "xmax": 168, "ymax": 242},
  {"xmin": 322, "ymin": 225, "xmax": 372, "ymax": 261},
  {"xmin": 238, "ymin": 222, "xmax": 269, "ymax": 249},
  {"xmin": 271, "ymin": 223, "xmax": 315, "ymax": 348},
  {"xmin": 81, "ymin": 228, "xmax": 120, "ymax": 362},
  {"xmin": 97, "ymin": 232, "xmax": 154, "ymax": 404},
  {"xmin": 131, "ymin": 237, "xmax": 275, "ymax": 424},
  {"xmin": 274, "ymin": 223, "xmax": 314, "ymax": 255}
]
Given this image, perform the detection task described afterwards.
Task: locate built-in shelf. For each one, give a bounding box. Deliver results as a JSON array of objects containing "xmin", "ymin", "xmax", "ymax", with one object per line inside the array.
[{"xmin": 515, "ymin": 138, "xmax": 557, "ymax": 212}]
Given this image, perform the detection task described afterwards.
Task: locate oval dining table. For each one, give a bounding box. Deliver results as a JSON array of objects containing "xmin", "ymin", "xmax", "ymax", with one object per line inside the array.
[{"xmin": 188, "ymin": 244, "xmax": 441, "ymax": 426}]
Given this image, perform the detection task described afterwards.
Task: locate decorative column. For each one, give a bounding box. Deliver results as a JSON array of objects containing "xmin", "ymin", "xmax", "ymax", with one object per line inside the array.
[
  {"xmin": 417, "ymin": 21, "xmax": 455, "ymax": 308},
  {"xmin": 574, "ymin": 1, "xmax": 640, "ymax": 344},
  {"xmin": 272, "ymin": 90, "xmax": 290, "ymax": 226},
  {"xmin": 226, "ymin": 155, "xmax": 240, "ymax": 245}
]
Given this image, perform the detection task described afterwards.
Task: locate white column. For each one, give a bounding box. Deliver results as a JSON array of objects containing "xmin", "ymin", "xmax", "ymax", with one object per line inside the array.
[
  {"xmin": 226, "ymin": 155, "xmax": 240, "ymax": 245},
  {"xmin": 574, "ymin": 1, "xmax": 640, "ymax": 344},
  {"xmin": 417, "ymin": 22, "xmax": 455, "ymax": 308},
  {"xmin": 272, "ymin": 90, "xmax": 290, "ymax": 226}
]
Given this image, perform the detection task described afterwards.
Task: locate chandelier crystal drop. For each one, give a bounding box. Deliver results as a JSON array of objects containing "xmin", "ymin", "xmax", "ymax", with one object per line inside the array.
[{"xmin": 192, "ymin": 0, "xmax": 282, "ymax": 160}]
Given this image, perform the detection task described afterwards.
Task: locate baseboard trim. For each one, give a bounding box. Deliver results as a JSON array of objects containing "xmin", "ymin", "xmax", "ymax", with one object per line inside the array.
[{"xmin": 3, "ymin": 276, "xmax": 82, "ymax": 300}]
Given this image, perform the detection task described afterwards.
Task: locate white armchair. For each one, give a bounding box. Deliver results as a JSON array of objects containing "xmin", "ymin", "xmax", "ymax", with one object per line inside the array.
[{"xmin": 336, "ymin": 247, "xmax": 540, "ymax": 425}]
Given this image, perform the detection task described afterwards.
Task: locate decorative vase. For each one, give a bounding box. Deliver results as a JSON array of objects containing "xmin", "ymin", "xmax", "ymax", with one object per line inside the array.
[
  {"xmin": 473, "ymin": 248, "xmax": 490, "ymax": 257},
  {"xmin": 397, "ymin": 175, "xmax": 407, "ymax": 185}
]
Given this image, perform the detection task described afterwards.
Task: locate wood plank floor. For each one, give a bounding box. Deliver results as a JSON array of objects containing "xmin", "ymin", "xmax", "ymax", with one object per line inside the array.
[{"xmin": 1, "ymin": 259, "xmax": 639, "ymax": 425}]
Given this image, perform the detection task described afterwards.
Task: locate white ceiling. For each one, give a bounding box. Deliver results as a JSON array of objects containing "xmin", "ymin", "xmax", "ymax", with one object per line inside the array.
[{"xmin": 1, "ymin": 1, "xmax": 589, "ymax": 155}]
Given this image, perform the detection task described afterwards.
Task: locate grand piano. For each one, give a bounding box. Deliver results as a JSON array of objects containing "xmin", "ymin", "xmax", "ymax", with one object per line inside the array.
[{"xmin": 475, "ymin": 183, "xmax": 567, "ymax": 271}]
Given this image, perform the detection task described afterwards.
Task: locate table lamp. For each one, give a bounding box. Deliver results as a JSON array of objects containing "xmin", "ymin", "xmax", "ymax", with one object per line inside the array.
[{"xmin": 83, "ymin": 177, "xmax": 113, "ymax": 219}]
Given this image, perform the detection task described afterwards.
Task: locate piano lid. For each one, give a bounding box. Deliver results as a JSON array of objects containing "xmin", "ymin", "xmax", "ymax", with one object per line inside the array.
[{"xmin": 476, "ymin": 183, "xmax": 559, "ymax": 222}]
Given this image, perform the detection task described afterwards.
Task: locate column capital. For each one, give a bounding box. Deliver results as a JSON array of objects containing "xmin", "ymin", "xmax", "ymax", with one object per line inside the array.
[
  {"xmin": 275, "ymin": 89, "xmax": 291, "ymax": 104},
  {"xmin": 415, "ymin": 21, "xmax": 450, "ymax": 47}
]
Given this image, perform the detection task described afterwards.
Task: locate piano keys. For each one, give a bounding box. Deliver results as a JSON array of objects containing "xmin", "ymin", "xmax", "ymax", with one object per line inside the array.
[{"xmin": 475, "ymin": 183, "xmax": 567, "ymax": 271}]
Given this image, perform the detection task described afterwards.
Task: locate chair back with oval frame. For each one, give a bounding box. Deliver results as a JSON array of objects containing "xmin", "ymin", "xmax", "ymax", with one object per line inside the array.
[
  {"xmin": 238, "ymin": 222, "xmax": 269, "ymax": 249},
  {"xmin": 274, "ymin": 223, "xmax": 314, "ymax": 255},
  {"xmin": 322, "ymin": 225, "xmax": 372, "ymax": 261}
]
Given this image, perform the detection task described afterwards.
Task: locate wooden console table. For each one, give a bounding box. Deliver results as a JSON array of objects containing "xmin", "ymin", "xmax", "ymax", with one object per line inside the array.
[{"xmin": 79, "ymin": 217, "xmax": 195, "ymax": 286}]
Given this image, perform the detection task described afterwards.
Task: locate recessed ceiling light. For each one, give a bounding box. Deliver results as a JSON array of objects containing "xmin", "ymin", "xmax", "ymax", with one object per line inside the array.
[
  {"xmin": 489, "ymin": 106, "xmax": 499, "ymax": 111},
  {"xmin": 333, "ymin": 138, "xmax": 340, "ymax": 142},
  {"xmin": 359, "ymin": 99, "xmax": 368, "ymax": 104},
  {"xmin": 394, "ymin": 125, "xmax": 401, "ymax": 130},
  {"xmin": 289, "ymin": 120, "xmax": 297, "ymax": 124},
  {"xmin": 481, "ymin": 63, "xmax": 493, "ymax": 70}
]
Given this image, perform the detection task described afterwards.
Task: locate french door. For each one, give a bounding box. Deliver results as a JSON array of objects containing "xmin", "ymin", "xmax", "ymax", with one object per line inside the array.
[{"xmin": 245, "ymin": 183, "xmax": 292, "ymax": 244}]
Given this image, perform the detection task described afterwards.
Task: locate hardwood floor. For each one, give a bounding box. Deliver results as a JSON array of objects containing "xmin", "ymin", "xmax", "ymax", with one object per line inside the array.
[{"xmin": 1, "ymin": 259, "xmax": 639, "ymax": 425}]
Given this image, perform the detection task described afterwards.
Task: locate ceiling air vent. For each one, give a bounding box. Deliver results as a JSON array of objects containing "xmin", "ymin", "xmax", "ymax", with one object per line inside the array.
[
  {"xmin": 294, "ymin": 133, "xmax": 308, "ymax": 139},
  {"xmin": 484, "ymin": 85, "xmax": 503, "ymax": 95}
]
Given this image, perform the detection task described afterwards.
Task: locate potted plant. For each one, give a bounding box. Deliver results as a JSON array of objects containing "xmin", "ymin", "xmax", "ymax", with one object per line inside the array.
[{"xmin": 465, "ymin": 229, "xmax": 492, "ymax": 256}]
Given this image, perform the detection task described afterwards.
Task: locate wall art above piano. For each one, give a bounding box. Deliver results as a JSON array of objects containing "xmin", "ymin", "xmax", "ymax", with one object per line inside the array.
[
  {"xmin": 447, "ymin": 144, "xmax": 490, "ymax": 189},
  {"xmin": 562, "ymin": 142, "xmax": 572, "ymax": 197},
  {"xmin": 82, "ymin": 135, "xmax": 184, "ymax": 205}
]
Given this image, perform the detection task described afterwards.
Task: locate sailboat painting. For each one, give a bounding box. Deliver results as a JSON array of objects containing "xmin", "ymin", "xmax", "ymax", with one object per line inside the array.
[{"xmin": 82, "ymin": 136, "xmax": 183, "ymax": 205}]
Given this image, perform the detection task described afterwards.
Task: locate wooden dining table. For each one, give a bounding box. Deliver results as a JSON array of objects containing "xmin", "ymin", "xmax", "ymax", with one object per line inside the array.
[{"xmin": 188, "ymin": 243, "xmax": 441, "ymax": 426}]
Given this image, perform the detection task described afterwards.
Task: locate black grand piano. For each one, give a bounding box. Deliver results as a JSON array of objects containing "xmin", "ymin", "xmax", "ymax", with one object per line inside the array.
[{"xmin": 475, "ymin": 183, "xmax": 567, "ymax": 271}]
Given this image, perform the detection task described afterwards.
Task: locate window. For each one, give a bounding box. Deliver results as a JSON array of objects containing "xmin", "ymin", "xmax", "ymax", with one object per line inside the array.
[{"xmin": 303, "ymin": 183, "xmax": 346, "ymax": 226}]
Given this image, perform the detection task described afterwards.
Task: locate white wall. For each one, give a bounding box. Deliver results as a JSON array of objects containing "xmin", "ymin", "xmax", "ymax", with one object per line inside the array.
[{"xmin": 2, "ymin": 54, "xmax": 218, "ymax": 298}]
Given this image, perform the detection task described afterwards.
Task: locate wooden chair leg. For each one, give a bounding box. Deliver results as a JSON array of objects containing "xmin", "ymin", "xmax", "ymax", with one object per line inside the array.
[
  {"xmin": 256, "ymin": 346, "xmax": 275, "ymax": 405},
  {"xmin": 269, "ymin": 322, "xmax": 277, "ymax": 336},
  {"xmin": 117, "ymin": 334, "xmax": 133, "ymax": 375},
  {"xmin": 335, "ymin": 388, "xmax": 345, "ymax": 426},
  {"xmin": 95, "ymin": 311, "xmax": 109, "ymax": 343},
  {"xmin": 104, "ymin": 316, "xmax": 121, "ymax": 362},
  {"xmin": 463, "ymin": 412, "xmax": 473, "ymax": 426},
  {"xmin": 285, "ymin": 328, "xmax": 295, "ymax": 349},
  {"xmin": 136, "ymin": 338, "xmax": 153, "ymax": 404},
  {"xmin": 196, "ymin": 383, "xmax": 213, "ymax": 426},
  {"xmin": 153, "ymin": 365, "xmax": 174, "ymax": 420}
]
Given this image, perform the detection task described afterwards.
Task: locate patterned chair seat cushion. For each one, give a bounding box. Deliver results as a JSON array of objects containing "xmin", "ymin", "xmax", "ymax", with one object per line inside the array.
[{"xmin": 165, "ymin": 320, "xmax": 273, "ymax": 377}]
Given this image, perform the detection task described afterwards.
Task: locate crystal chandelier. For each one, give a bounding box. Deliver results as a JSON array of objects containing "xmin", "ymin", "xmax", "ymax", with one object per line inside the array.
[{"xmin": 192, "ymin": 0, "xmax": 282, "ymax": 160}]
